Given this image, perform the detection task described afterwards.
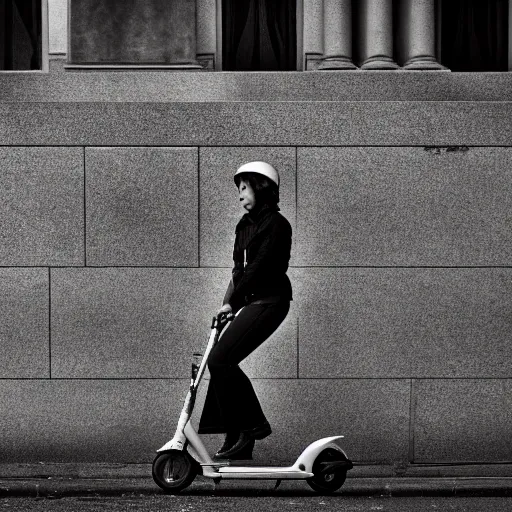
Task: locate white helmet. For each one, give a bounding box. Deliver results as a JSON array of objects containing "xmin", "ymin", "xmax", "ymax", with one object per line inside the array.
[{"xmin": 234, "ymin": 161, "xmax": 279, "ymax": 187}]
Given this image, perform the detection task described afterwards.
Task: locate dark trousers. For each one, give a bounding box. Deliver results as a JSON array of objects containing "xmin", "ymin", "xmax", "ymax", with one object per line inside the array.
[{"xmin": 198, "ymin": 300, "xmax": 290, "ymax": 434}]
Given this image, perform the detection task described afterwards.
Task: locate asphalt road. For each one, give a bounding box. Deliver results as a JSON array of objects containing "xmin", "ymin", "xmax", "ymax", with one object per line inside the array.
[{"xmin": 2, "ymin": 496, "xmax": 512, "ymax": 512}]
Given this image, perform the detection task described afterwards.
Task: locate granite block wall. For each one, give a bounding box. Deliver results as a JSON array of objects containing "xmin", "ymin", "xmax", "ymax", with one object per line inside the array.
[
  {"xmin": 2, "ymin": 102, "xmax": 512, "ymax": 146},
  {"xmin": 0, "ymin": 147, "xmax": 84, "ymax": 266},
  {"xmin": 1, "ymin": 136, "xmax": 511, "ymax": 466},
  {"xmin": 85, "ymin": 147, "xmax": 198, "ymax": 266},
  {"xmin": 0, "ymin": 269, "xmax": 49, "ymax": 378}
]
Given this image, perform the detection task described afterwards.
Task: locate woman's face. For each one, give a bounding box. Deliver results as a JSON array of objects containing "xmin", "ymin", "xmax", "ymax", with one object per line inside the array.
[{"xmin": 238, "ymin": 178, "xmax": 256, "ymax": 211}]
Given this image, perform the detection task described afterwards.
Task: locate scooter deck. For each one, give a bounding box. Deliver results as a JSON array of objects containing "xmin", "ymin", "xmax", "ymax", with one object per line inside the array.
[
  {"xmin": 201, "ymin": 463, "xmax": 313, "ymax": 479},
  {"xmin": 201, "ymin": 459, "xmax": 278, "ymax": 466}
]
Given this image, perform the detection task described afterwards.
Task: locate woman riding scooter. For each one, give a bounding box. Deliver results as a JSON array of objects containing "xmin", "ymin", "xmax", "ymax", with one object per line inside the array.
[{"xmin": 198, "ymin": 161, "xmax": 293, "ymax": 460}]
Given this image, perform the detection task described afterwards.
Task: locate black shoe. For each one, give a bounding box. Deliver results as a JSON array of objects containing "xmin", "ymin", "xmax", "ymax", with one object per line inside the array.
[
  {"xmin": 215, "ymin": 434, "xmax": 255, "ymax": 460},
  {"xmin": 214, "ymin": 431, "xmax": 239, "ymax": 457},
  {"xmin": 242, "ymin": 420, "xmax": 272, "ymax": 440},
  {"xmin": 214, "ymin": 437, "xmax": 255, "ymax": 460}
]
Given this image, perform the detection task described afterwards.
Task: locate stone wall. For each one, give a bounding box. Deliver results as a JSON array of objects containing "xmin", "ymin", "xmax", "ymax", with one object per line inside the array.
[{"xmin": 1, "ymin": 74, "xmax": 512, "ymax": 468}]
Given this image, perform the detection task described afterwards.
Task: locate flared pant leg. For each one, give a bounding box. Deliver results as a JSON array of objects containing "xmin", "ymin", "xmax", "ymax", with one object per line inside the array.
[{"xmin": 198, "ymin": 300, "xmax": 290, "ymax": 434}]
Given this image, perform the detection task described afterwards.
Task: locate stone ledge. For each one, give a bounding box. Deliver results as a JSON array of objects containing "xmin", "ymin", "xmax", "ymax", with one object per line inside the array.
[
  {"xmin": 1, "ymin": 102, "xmax": 511, "ymax": 146},
  {"xmin": 2, "ymin": 68, "xmax": 512, "ymax": 102}
]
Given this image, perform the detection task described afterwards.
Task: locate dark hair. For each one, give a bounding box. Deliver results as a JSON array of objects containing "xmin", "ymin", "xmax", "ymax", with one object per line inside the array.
[{"xmin": 235, "ymin": 172, "xmax": 280, "ymax": 207}]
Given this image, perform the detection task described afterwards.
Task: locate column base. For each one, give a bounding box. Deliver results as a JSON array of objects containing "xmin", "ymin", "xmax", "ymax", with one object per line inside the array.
[
  {"xmin": 318, "ymin": 56, "xmax": 358, "ymax": 70},
  {"xmin": 361, "ymin": 55, "xmax": 400, "ymax": 70},
  {"xmin": 403, "ymin": 56, "xmax": 449, "ymax": 71}
]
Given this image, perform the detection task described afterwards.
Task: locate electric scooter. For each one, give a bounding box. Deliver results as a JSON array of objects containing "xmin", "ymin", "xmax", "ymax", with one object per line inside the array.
[{"xmin": 152, "ymin": 312, "xmax": 353, "ymax": 494}]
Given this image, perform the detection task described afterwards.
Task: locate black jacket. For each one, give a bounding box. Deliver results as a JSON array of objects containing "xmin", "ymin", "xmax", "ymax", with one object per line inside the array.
[{"xmin": 224, "ymin": 204, "xmax": 293, "ymax": 312}]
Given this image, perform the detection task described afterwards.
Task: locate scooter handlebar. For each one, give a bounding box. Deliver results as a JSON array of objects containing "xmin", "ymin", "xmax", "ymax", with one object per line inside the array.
[{"xmin": 211, "ymin": 311, "xmax": 235, "ymax": 329}]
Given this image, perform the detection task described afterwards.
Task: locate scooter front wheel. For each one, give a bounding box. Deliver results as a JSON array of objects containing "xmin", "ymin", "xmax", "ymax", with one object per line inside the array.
[
  {"xmin": 307, "ymin": 448, "xmax": 349, "ymax": 494},
  {"xmin": 152, "ymin": 450, "xmax": 198, "ymax": 494}
]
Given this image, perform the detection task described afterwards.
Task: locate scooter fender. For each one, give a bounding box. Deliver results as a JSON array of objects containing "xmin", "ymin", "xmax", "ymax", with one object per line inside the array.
[{"xmin": 292, "ymin": 436, "xmax": 350, "ymax": 473}]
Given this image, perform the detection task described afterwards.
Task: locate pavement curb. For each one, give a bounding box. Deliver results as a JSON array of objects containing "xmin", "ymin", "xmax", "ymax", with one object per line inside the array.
[{"xmin": 2, "ymin": 477, "xmax": 512, "ymax": 498}]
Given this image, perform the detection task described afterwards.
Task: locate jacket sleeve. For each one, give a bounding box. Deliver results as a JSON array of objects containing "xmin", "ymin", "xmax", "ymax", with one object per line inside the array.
[
  {"xmin": 228, "ymin": 217, "xmax": 291, "ymax": 312},
  {"xmin": 223, "ymin": 228, "xmax": 244, "ymax": 307},
  {"xmin": 222, "ymin": 278, "xmax": 235, "ymax": 306}
]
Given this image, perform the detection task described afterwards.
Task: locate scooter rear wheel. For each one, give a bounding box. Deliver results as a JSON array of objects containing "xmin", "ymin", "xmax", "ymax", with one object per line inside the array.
[
  {"xmin": 152, "ymin": 450, "xmax": 198, "ymax": 494},
  {"xmin": 307, "ymin": 448, "xmax": 348, "ymax": 494}
]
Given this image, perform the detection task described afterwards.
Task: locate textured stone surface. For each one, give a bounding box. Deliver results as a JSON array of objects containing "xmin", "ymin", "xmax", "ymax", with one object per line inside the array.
[
  {"xmin": 0, "ymin": 380, "xmax": 184, "ymax": 462},
  {"xmin": 0, "ymin": 102, "xmax": 347, "ymax": 146},
  {"xmin": 293, "ymin": 267, "xmax": 512, "ymax": 378},
  {"xmin": 349, "ymin": 102, "xmax": 512, "ymax": 146},
  {"xmin": 303, "ymin": 0, "xmax": 323, "ymax": 55},
  {"xmin": 0, "ymin": 147, "xmax": 84, "ymax": 266},
  {"xmin": 0, "ymin": 378, "xmax": 407, "ymax": 463},
  {"xmin": 396, "ymin": 0, "xmax": 439, "ymax": 67},
  {"xmin": 2, "ymin": 72, "xmax": 512, "ymax": 102},
  {"xmin": 49, "ymin": 56, "xmax": 66, "ymax": 73},
  {"xmin": 199, "ymin": 147, "xmax": 296, "ymax": 267},
  {"xmin": 50, "ymin": 268, "xmax": 296, "ymax": 378},
  {"xmin": 197, "ymin": 379, "xmax": 410, "ymax": 464},
  {"xmin": 415, "ymin": 380, "xmax": 512, "ymax": 463},
  {"xmin": 48, "ymin": 0, "xmax": 67, "ymax": 54},
  {"xmin": 321, "ymin": 0, "xmax": 355, "ymax": 65},
  {"xmin": 0, "ymin": 269, "xmax": 49, "ymax": 378},
  {"xmin": 297, "ymin": 147, "xmax": 512, "ymax": 266},
  {"xmin": 196, "ymin": 0, "xmax": 216, "ymax": 55},
  {"xmin": 85, "ymin": 147, "xmax": 198, "ymax": 266},
  {"xmin": 1, "ymin": 102, "xmax": 511, "ymax": 146},
  {"xmin": 356, "ymin": 0, "xmax": 398, "ymax": 68}
]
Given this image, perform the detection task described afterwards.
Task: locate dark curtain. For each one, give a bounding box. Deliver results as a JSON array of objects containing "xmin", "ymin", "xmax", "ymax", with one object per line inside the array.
[
  {"xmin": 441, "ymin": 0, "xmax": 508, "ymax": 71},
  {"xmin": 222, "ymin": 0, "xmax": 296, "ymax": 71},
  {"xmin": 0, "ymin": 0, "xmax": 41, "ymax": 70}
]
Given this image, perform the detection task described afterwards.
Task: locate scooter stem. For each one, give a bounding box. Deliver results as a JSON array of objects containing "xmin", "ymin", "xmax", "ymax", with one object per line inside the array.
[
  {"xmin": 192, "ymin": 321, "xmax": 220, "ymax": 391},
  {"xmin": 157, "ymin": 318, "xmax": 224, "ymax": 453}
]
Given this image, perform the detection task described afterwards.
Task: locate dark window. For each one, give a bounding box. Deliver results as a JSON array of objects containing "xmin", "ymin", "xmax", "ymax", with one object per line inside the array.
[
  {"xmin": 441, "ymin": 0, "xmax": 508, "ymax": 71},
  {"xmin": 0, "ymin": 0, "xmax": 42, "ymax": 70},
  {"xmin": 222, "ymin": 0, "xmax": 296, "ymax": 71}
]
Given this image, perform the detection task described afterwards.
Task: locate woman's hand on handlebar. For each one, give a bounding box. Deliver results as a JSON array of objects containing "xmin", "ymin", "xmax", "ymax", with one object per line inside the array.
[{"xmin": 217, "ymin": 304, "xmax": 234, "ymax": 323}]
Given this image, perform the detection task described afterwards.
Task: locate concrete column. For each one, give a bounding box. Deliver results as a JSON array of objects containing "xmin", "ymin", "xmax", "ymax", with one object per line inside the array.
[
  {"xmin": 399, "ymin": 0, "xmax": 446, "ymax": 70},
  {"xmin": 48, "ymin": 0, "xmax": 67, "ymax": 55},
  {"xmin": 303, "ymin": 0, "xmax": 324, "ymax": 70},
  {"xmin": 318, "ymin": 0, "xmax": 357, "ymax": 70},
  {"xmin": 196, "ymin": 0, "xmax": 216, "ymax": 69},
  {"xmin": 359, "ymin": 0, "xmax": 399, "ymax": 70}
]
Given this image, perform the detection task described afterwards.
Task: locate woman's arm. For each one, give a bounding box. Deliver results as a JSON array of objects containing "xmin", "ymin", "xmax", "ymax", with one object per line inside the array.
[
  {"xmin": 222, "ymin": 277, "xmax": 235, "ymax": 306},
  {"xmin": 228, "ymin": 217, "xmax": 291, "ymax": 312}
]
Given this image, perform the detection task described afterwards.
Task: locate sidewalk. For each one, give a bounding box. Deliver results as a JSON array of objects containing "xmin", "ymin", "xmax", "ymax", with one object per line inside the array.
[{"xmin": 1, "ymin": 464, "xmax": 512, "ymax": 498}]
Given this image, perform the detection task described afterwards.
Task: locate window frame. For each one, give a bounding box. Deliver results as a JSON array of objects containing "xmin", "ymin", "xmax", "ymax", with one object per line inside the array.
[{"xmin": 42, "ymin": 0, "xmax": 49, "ymax": 72}]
